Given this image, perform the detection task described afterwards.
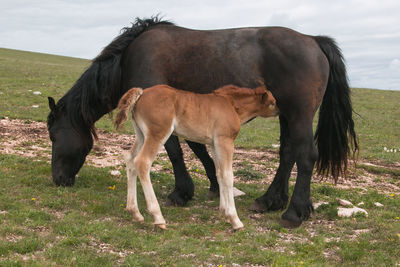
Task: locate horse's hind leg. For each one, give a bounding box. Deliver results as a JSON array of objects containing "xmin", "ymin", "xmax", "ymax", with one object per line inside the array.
[
  {"xmin": 165, "ymin": 135, "xmax": 195, "ymax": 206},
  {"xmin": 134, "ymin": 136, "xmax": 167, "ymax": 228},
  {"xmin": 280, "ymin": 119, "xmax": 316, "ymax": 228},
  {"xmin": 125, "ymin": 124, "xmax": 144, "ymax": 222},
  {"xmin": 185, "ymin": 141, "xmax": 219, "ymax": 198},
  {"xmin": 250, "ymin": 116, "xmax": 293, "ymax": 212}
]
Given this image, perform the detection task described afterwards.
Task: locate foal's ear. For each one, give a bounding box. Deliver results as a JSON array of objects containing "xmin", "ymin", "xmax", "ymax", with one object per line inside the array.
[{"xmin": 48, "ymin": 97, "xmax": 56, "ymax": 111}]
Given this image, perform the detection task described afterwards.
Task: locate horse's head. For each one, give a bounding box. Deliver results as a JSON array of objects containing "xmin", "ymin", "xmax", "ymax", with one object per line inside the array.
[{"xmin": 47, "ymin": 97, "xmax": 93, "ymax": 186}]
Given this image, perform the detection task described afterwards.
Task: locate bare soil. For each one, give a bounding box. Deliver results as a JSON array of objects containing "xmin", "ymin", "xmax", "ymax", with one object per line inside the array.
[{"xmin": 0, "ymin": 118, "xmax": 399, "ymax": 194}]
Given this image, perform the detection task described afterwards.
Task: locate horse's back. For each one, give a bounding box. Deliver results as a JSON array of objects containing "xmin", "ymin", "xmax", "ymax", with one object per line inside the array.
[{"xmin": 123, "ymin": 24, "xmax": 329, "ymax": 119}]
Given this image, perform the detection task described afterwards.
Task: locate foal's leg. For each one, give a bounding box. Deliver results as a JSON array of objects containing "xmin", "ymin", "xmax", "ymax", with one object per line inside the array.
[
  {"xmin": 185, "ymin": 141, "xmax": 219, "ymax": 198},
  {"xmin": 250, "ymin": 116, "xmax": 294, "ymax": 212},
  {"xmin": 165, "ymin": 136, "xmax": 195, "ymax": 206},
  {"xmin": 125, "ymin": 124, "xmax": 144, "ymax": 222},
  {"xmin": 212, "ymin": 138, "xmax": 243, "ymax": 230},
  {"xmin": 134, "ymin": 136, "xmax": 168, "ymax": 228}
]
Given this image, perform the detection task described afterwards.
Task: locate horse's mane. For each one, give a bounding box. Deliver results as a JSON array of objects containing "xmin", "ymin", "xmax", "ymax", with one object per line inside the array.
[
  {"xmin": 52, "ymin": 16, "xmax": 174, "ymax": 139},
  {"xmin": 213, "ymin": 85, "xmax": 267, "ymax": 97}
]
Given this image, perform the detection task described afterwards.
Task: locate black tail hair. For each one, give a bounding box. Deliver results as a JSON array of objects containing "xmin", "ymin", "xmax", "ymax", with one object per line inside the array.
[{"xmin": 313, "ymin": 36, "xmax": 358, "ymax": 181}]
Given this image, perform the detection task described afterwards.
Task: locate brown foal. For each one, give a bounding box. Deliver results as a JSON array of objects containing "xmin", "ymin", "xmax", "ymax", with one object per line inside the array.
[{"xmin": 115, "ymin": 84, "xmax": 278, "ymax": 229}]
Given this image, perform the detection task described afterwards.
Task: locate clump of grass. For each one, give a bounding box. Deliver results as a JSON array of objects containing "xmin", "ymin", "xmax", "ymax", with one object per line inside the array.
[{"xmin": 234, "ymin": 162, "xmax": 264, "ymax": 181}]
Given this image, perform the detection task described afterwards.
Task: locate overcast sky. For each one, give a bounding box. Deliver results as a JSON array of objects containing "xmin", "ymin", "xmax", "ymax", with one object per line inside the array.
[{"xmin": 1, "ymin": 0, "xmax": 399, "ymax": 90}]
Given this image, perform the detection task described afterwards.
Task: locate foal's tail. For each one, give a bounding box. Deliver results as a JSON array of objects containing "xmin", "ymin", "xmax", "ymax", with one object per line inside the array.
[
  {"xmin": 313, "ymin": 36, "xmax": 358, "ymax": 182},
  {"xmin": 114, "ymin": 88, "xmax": 143, "ymax": 130}
]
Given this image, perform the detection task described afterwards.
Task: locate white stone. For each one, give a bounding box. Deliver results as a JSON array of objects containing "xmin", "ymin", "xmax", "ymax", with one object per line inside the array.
[
  {"xmin": 33, "ymin": 91, "xmax": 42, "ymax": 95},
  {"xmin": 233, "ymin": 187, "xmax": 246, "ymax": 197},
  {"xmin": 313, "ymin": 201, "xmax": 329, "ymax": 210},
  {"xmin": 338, "ymin": 207, "xmax": 368, "ymax": 217},
  {"xmin": 338, "ymin": 198, "xmax": 353, "ymax": 207},
  {"xmin": 374, "ymin": 202, "xmax": 384, "ymax": 207},
  {"xmin": 32, "ymin": 105, "xmax": 39, "ymax": 108},
  {"xmin": 357, "ymin": 202, "xmax": 365, "ymax": 206},
  {"xmin": 110, "ymin": 170, "xmax": 121, "ymax": 176}
]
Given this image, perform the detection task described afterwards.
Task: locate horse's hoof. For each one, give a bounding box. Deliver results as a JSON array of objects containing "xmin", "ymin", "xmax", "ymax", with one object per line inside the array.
[
  {"xmin": 167, "ymin": 190, "xmax": 190, "ymax": 206},
  {"xmin": 156, "ymin": 224, "xmax": 167, "ymax": 230},
  {"xmin": 207, "ymin": 190, "xmax": 219, "ymax": 200},
  {"xmin": 132, "ymin": 215, "xmax": 144, "ymax": 222},
  {"xmin": 280, "ymin": 218, "xmax": 302, "ymax": 228},
  {"xmin": 249, "ymin": 200, "xmax": 268, "ymax": 213}
]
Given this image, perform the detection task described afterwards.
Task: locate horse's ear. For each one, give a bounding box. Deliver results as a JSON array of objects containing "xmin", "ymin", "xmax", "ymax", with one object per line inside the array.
[{"xmin": 48, "ymin": 97, "xmax": 56, "ymax": 111}]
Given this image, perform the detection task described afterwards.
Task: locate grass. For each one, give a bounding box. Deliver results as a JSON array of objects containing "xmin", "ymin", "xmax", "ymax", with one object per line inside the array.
[
  {"xmin": 0, "ymin": 154, "xmax": 399, "ymax": 266},
  {"xmin": 1, "ymin": 48, "xmax": 400, "ymax": 265}
]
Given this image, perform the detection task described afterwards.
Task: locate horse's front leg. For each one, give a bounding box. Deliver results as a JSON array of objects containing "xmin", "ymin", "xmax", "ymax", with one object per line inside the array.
[
  {"xmin": 165, "ymin": 135, "xmax": 195, "ymax": 206},
  {"xmin": 185, "ymin": 141, "xmax": 219, "ymax": 198},
  {"xmin": 212, "ymin": 139, "xmax": 243, "ymax": 230},
  {"xmin": 250, "ymin": 115, "xmax": 293, "ymax": 212}
]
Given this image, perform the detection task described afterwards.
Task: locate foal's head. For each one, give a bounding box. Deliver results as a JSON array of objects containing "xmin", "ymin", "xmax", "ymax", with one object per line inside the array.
[{"xmin": 254, "ymin": 86, "xmax": 279, "ymax": 117}]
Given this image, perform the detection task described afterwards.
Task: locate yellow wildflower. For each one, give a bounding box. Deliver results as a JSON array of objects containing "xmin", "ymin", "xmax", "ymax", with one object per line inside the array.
[
  {"xmin": 108, "ymin": 185, "xmax": 116, "ymax": 191},
  {"xmin": 31, "ymin": 197, "xmax": 36, "ymax": 201}
]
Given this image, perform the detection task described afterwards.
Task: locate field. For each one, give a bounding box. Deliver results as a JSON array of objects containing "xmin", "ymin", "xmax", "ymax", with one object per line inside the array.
[{"xmin": 0, "ymin": 48, "xmax": 399, "ymax": 266}]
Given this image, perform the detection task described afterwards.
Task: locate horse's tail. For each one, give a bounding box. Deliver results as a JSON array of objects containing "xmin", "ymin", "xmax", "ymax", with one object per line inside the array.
[
  {"xmin": 114, "ymin": 88, "xmax": 143, "ymax": 130},
  {"xmin": 313, "ymin": 36, "xmax": 358, "ymax": 182}
]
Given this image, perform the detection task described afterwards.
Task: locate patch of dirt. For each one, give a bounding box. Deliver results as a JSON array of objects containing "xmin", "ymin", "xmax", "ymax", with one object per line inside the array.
[{"xmin": 0, "ymin": 118, "xmax": 399, "ymax": 194}]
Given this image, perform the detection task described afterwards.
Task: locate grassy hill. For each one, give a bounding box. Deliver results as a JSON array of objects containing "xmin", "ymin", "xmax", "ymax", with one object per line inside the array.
[
  {"xmin": 1, "ymin": 47, "xmax": 399, "ymax": 163},
  {"xmin": 0, "ymin": 48, "xmax": 399, "ymax": 266}
]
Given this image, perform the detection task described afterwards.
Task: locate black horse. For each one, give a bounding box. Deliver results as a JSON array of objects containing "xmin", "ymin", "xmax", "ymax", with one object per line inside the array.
[{"xmin": 47, "ymin": 17, "xmax": 358, "ymax": 227}]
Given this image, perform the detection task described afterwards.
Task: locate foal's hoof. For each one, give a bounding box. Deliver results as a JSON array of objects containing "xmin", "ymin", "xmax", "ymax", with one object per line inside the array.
[
  {"xmin": 280, "ymin": 218, "xmax": 302, "ymax": 229},
  {"xmin": 156, "ymin": 224, "xmax": 167, "ymax": 230},
  {"xmin": 132, "ymin": 214, "xmax": 145, "ymax": 222}
]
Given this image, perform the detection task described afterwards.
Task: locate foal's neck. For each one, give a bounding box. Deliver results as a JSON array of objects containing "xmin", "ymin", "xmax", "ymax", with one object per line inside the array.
[{"xmin": 227, "ymin": 95, "xmax": 260, "ymax": 124}]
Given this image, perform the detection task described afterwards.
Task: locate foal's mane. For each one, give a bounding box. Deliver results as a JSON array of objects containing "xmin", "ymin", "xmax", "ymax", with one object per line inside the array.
[{"xmin": 48, "ymin": 16, "xmax": 174, "ymax": 139}]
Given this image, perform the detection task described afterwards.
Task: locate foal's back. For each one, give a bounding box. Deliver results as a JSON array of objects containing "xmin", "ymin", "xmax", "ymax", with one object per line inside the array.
[{"xmin": 133, "ymin": 84, "xmax": 240, "ymax": 145}]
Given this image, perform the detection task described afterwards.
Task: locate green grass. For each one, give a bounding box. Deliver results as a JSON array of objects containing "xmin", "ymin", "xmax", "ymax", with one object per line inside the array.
[
  {"xmin": 1, "ymin": 48, "xmax": 400, "ymax": 266},
  {"xmin": 0, "ymin": 154, "xmax": 399, "ymax": 266}
]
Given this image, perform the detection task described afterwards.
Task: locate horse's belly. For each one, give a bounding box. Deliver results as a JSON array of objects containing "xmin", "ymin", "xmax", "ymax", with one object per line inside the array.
[{"xmin": 173, "ymin": 124, "xmax": 213, "ymax": 145}]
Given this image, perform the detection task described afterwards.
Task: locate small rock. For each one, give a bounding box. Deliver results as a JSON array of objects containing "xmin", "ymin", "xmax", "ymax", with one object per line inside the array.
[
  {"xmin": 233, "ymin": 187, "xmax": 246, "ymax": 197},
  {"xmin": 32, "ymin": 105, "xmax": 39, "ymax": 108},
  {"xmin": 338, "ymin": 198, "xmax": 353, "ymax": 207},
  {"xmin": 374, "ymin": 202, "xmax": 384, "ymax": 207},
  {"xmin": 271, "ymin": 144, "xmax": 280, "ymax": 148},
  {"xmin": 313, "ymin": 201, "xmax": 329, "ymax": 210},
  {"xmin": 338, "ymin": 207, "xmax": 368, "ymax": 217},
  {"xmin": 33, "ymin": 91, "xmax": 41, "ymax": 95},
  {"xmin": 357, "ymin": 201, "xmax": 364, "ymax": 206},
  {"xmin": 110, "ymin": 170, "xmax": 121, "ymax": 176}
]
